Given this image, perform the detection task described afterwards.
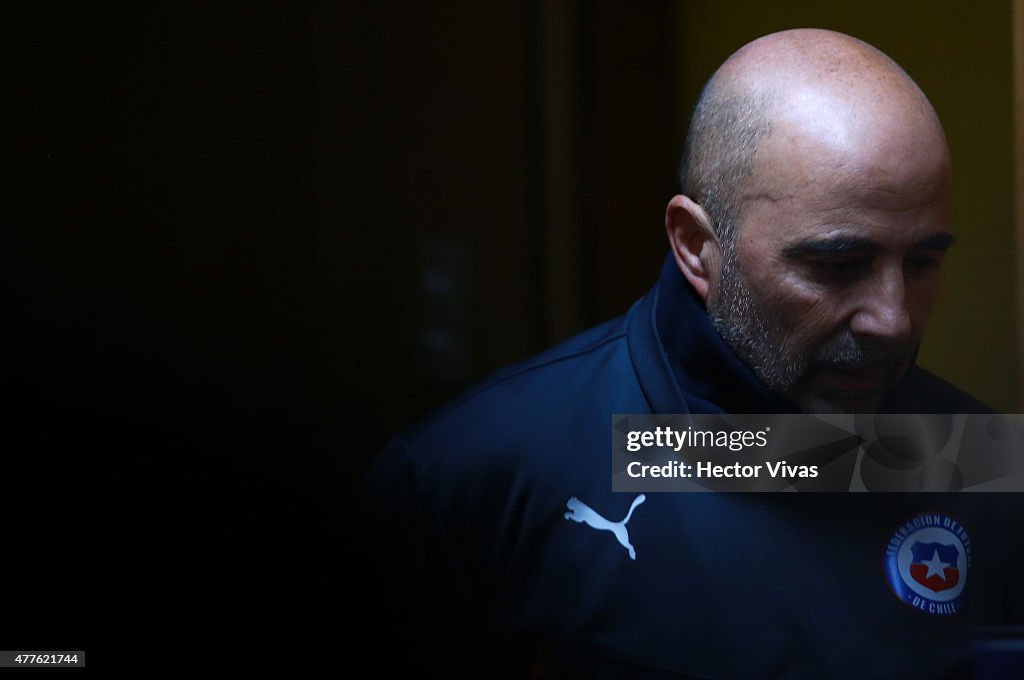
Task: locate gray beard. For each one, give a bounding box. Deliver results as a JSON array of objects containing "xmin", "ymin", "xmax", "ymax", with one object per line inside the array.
[
  {"xmin": 706, "ymin": 241, "xmax": 910, "ymax": 414},
  {"xmin": 707, "ymin": 243, "xmax": 807, "ymax": 399}
]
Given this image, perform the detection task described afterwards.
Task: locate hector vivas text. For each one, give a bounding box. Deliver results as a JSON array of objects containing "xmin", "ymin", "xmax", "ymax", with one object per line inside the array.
[{"xmin": 625, "ymin": 426, "xmax": 819, "ymax": 480}]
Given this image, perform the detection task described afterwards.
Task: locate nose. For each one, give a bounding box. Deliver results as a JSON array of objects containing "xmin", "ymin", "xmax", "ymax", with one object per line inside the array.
[{"xmin": 848, "ymin": 270, "xmax": 914, "ymax": 343}]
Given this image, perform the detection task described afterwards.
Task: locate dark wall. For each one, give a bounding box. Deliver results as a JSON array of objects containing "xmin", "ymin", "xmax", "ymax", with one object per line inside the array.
[{"xmin": 20, "ymin": 1, "xmax": 678, "ymax": 670}]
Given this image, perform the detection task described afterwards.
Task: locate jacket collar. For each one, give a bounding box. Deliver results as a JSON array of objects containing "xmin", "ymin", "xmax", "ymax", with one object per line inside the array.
[{"xmin": 627, "ymin": 254, "xmax": 796, "ymax": 414}]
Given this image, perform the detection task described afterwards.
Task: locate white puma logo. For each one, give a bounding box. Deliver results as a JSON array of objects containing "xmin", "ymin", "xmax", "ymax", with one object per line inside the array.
[{"xmin": 563, "ymin": 494, "xmax": 646, "ymax": 560}]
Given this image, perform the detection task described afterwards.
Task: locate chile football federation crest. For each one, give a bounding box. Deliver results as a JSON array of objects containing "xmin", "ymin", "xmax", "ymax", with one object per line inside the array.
[{"xmin": 883, "ymin": 512, "xmax": 971, "ymax": 616}]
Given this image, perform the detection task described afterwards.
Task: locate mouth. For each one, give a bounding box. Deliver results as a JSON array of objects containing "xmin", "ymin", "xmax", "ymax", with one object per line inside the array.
[
  {"xmin": 816, "ymin": 366, "xmax": 889, "ymax": 399},
  {"xmin": 791, "ymin": 346, "xmax": 915, "ymax": 412}
]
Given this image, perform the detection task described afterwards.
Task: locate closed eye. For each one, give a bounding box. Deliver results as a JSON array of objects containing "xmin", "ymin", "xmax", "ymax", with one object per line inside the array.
[
  {"xmin": 807, "ymin": 257, "xmax": 873, "ymax": 281},
  {"xmin": 905, "ymin": 255, "xmax": 942, "ymax": 273}
]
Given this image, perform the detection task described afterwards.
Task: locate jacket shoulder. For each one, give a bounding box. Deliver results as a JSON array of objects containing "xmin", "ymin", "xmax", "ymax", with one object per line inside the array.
[{"xmin": 408, "ymin": 314, "xmax": 635, "ymax": 437}]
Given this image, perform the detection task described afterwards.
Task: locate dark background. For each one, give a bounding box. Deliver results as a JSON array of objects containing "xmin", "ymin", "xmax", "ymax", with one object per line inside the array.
[{"xmin": 19, "ymin": 1, "xmax": 677, "ymax": 670}]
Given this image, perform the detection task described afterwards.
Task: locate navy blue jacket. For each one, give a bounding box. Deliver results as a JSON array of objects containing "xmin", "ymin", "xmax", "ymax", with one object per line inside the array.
[{"xmin": 356, "ymin": 256, "xmax": 1022, "ymax": 678}]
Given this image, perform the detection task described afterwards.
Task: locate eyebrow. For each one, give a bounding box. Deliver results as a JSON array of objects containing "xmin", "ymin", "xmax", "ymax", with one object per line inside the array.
[{"xmin": 782, "ymin": 233, "xmax": 956, "ymax": 258}]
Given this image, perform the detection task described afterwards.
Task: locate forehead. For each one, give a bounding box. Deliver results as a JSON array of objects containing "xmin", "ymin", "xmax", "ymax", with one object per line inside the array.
[
  {"xmin": 738, "ymin": 105, "xmax": 953, "ymax": 248},
  {"xmin": 740, "ymin": 177, "xmax": 952, "ymax": 248}
]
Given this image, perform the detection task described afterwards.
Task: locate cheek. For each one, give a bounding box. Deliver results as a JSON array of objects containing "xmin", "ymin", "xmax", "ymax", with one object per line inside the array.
[
  {"xmin": 760, "ymin": 274, "xmax": 842, "ymax": 341},
  {"xmin": 734, "ymin": 241, "xmax": 844, "ymax": 340}
]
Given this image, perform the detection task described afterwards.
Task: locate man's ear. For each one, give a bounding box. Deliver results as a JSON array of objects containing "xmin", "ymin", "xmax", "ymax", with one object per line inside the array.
[{"xmin": 665, "ymin": 194, "xmax": 721, "ymax": 303}]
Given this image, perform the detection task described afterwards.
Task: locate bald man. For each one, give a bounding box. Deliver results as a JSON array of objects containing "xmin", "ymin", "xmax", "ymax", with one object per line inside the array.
[
  {"xmin": 668, "ymin": 28, "xmax": 964, "ymax": 415},
  {"xmin": 355, "ymin": 30, "xmax": 1022, "ymax": 678}
]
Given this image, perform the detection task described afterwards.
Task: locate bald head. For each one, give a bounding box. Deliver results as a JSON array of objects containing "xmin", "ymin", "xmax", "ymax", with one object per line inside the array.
[
  {"xmin": 679, "ymin": 29, "xmax": 950, "ymax": 243},
  {"xmin": 669, "ymin": 29, "xmax": 956, "ymax": 413}
]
